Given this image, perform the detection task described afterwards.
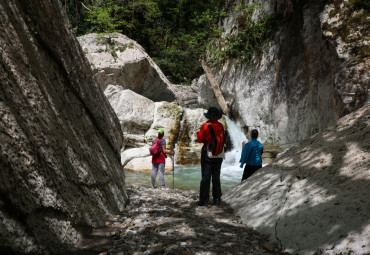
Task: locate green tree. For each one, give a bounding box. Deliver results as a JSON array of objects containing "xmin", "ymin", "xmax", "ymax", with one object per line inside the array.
[{"xmin": 61, "ymin": 0, "xmax": 277, "ymax": 84}]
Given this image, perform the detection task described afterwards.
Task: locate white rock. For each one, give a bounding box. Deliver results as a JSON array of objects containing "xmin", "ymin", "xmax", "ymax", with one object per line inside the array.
[
  {"xmin": 78, "ymin": 33, "xmax": 176, "ymax": 102},
  {"xmin": 224, "ymin": 105, "xmax": 370, "ymax": 255},
  {"xmin": 124, "ymin": 156, "xmax": 174, "ymax": 173}
]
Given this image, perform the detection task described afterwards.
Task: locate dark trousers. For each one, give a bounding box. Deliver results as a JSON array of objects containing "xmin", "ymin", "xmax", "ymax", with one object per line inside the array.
[
  {"xmin": 200, "ymin": 148, "xmax": 223, "ymax": 202},
  {"xmin": 241, "ymin": 164, "xmax": 262, "ymax": 182}
]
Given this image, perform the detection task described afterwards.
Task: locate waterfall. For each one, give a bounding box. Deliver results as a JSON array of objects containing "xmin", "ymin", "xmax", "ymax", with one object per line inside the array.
[
  {"xmin": 169, "ymin": 115, "xmax": 254, "ymax": 188},
  {"xmin": 224, "ymin": 116, "xmax": 247, "ymax": 165},
  {"xmin": 221, "ymin": 116, "xmax": 247, "ymax": 181}
]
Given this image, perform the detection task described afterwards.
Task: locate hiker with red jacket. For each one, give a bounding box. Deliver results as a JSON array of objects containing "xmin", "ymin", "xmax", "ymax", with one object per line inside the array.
[
  {"xmin": 151, "ymin": 129, "xmax": 174, "ymax": 188},
  {"xmin": 196, "ymin": 107, "xmax": 224, "ymax": 206}
]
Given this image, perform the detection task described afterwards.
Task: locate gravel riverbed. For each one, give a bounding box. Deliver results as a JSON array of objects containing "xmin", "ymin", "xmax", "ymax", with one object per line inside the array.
[{"xmin": 66, "ymin": 185, "xmax": 288, "ymax": 255}]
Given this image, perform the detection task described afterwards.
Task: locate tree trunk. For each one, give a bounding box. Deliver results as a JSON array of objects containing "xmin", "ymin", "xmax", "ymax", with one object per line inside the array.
[{"xmin": 200, "ymin": 58, "xmax": 230, "ymax": 116}]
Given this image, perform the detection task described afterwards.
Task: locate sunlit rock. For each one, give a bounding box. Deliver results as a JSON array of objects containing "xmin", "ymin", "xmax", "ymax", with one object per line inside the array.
[
  {"xmin": 145, "ymin": 102, "xmax": 183, "ymax": 147},
  {"xmin": 121, "ymin": 147, "xmax": 151, "ymax": 166},
  {"xmin": 78, "ymin": 33, "xmax": 176, "ymax": 102},
  {"xmin": 198, "ymin": 0, "xmax": 369, "ymax": 150},
  {"xmin": 78, "ymin": 33, "xmax": 198, "ymax": 108},
  {"xmin": 106, "ymin": 87, "xmax": 182, "ymax": 171},
  {"xmin": 105, "ymin": 86, "xmax": 155, "ymax": 148},
  {"xmin": 224, "ymin": 104, "xmax": 370, "ymax": 255},
  {"xmin": 124, "ymin": 156, "xmax": 174, "ymax": 173}
]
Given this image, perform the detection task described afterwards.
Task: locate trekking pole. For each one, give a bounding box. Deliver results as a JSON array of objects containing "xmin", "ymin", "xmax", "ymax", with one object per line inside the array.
[{"xmin": 172, "ymin": 155, "xmax": 175, "ymax": 189}]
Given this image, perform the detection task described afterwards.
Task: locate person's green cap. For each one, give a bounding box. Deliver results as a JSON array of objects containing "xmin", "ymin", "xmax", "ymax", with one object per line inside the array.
[{"xmin": 158, "ymin": 129, "xmax": 164, "ymax": 135}]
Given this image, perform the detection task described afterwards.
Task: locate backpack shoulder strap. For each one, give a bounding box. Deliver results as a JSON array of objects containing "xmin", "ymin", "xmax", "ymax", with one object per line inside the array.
[
  {"xmin": 207, "ymin": 123, "xmax": 217, "ymax": 154},
  {"xmin": 207, "ymin": 123, "xmax": 216, "ymax": 137},
  {"xmin": 207, "ymin": 123, "xmax": 223, "ymax": 140}
]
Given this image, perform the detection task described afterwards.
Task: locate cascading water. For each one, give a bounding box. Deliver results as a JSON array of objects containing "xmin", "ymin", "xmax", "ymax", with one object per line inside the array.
[
  {"xmin": 220, "ymin": 116, "xmax": 247, "ymax": 183},
  {"xmin": 126, "ymin": 115, "xmax": 253, "ymax": 190},
  {"xmin": 170, "ymin": 116, "xmax": 249, "ymax": 190},
  {"xmin": 224, "ymin": 116, "xmax": 247, "ymax": 165}
]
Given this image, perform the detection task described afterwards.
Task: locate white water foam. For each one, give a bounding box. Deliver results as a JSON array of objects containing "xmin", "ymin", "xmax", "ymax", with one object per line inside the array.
[
  {"xmin": 221, "ymin": 116, "xmax": 248, "ymax": 182},
  {"xmin": 171, "ymin": 115, "xmax": 253, "ymax": 187}
]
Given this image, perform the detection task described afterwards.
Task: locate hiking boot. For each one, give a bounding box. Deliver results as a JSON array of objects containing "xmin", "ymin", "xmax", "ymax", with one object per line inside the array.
[
  {"xmin": 214, "ymin": 198, "xmax": 221, "ymax": 206},
  {"xmin": 197, "ymin": 200, "xmax": 209, "ymax": 206}
]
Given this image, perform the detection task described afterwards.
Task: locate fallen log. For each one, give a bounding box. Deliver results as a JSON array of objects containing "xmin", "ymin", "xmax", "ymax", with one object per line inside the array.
[{"xmin": 200, "ymin": 58, "xmax": 230, "ymax": 116}]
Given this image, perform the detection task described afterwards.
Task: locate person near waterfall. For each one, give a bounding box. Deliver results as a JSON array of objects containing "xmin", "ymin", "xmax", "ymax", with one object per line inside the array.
[
  {"xmin": 240, "ymin": 129, "xmax": 263, "ymax": 181},
  {"xmin": 151, "ymin": 129, "xmax": 175, "ymax": 188},
  {"xmin": 196, "ymin": 107, "xmax": 225, "ymax": 206}
]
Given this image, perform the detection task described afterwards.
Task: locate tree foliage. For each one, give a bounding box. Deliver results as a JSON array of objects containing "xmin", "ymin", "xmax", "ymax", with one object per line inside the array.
[{"xmin": 61, "ymin": 0, "xmax": 277, "ymax": 84}]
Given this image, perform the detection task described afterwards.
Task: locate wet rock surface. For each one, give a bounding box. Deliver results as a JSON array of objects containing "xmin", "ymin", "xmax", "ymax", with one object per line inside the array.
[{"xmin": 67, "ymin": 185, "xmax": 287, "ymax": 255}]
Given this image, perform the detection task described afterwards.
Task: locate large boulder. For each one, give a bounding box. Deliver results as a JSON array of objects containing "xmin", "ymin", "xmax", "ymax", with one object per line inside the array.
[
  {"xmin": 78, "ymin": 33, "xmax": 198, "ymax": 108},
  {"xmin": 124, "ymin": 156, "xmax": 174, "ymax": 173},
  {"xmin": 0, "ymin": 1, "xmax": 127, "ymax": 254},
  {"xmin": 105, "ymin": 86, "xmax": 155, "ymax": 148},
  {"xmin": 224, "ymin": 104, "xmax": 370, "ymax": 255},
  {"xmin": 106, "ymin": 87, "xmax": 182, "ymax": 171},
  {"xmin": 198, "ymin": 0, "xmax": 369, "ymax": 149}
]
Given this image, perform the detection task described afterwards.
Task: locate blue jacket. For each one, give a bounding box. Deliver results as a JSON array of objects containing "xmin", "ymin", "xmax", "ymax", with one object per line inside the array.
[{"xmin": 239, "ymin": 138, "xmax": 263, "ymax": 168}]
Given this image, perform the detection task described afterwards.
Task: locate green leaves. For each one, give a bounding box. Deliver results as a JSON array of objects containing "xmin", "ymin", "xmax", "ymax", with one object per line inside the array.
[
  {"xmin": 345, "ymin": 0, "xmax": 370, "ymax": 11},
  {"xmin": 208, "ymin": 7, "xmax": 278, "ymax": 65},
  {"xmin": 63, "ymin": 0, "xmax": 277, "ymax": 83}
]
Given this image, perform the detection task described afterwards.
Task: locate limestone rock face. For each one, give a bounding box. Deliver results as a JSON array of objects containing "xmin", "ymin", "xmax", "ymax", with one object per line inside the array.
[
  {"xmin": 0, "ymin": 1, "xmax": 127, "ymax": 254},
  {"xmin": 198, "ymin": 0, "xmax": 369, "ymax": 149},
  {"xmin": 320, "ymin": 2, "xmax": 370, "ymax": 112},
  {"xmin": 78, "ymin": 33, "xmax": 176, "ymax": 102},
  {"xmin": 145, "ymin": 101, "xmax": 183, "ymax": 147},
  {"xmin": 78, "ymin": 33, "xmax": 198, "ymax": 108},
  {"xmin": 106, "ymin": 87, "xmax": 181, "ymax": 171},
  {"xmin": 121, "ymin": 147, "xmax": 151, "ymax": 167},
  {"xmin": 224, "ymin": 104, "xmax": 370, "ymax": 255},
  {"xmin": 124, "ymin": 156, "xmax": 174, "ymax": 173},
  {"xmin": 176, "ymin": 109, "xmax": 207, "ymax": 165},
  {"xmin": 105, "ymin": 86, "xmax": 155, "ymax": 148}
]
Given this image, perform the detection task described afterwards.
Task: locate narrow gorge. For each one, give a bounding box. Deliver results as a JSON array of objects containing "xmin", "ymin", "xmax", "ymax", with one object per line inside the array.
[{"xmin": 0, "ymin": 0, "xmax": 369, "ymax": 254}]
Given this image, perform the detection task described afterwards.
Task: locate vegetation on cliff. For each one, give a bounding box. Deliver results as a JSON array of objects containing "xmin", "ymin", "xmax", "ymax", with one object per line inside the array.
[{"xmin": 61, "ymin": 0, "xmax": 278, "ymax": 84}]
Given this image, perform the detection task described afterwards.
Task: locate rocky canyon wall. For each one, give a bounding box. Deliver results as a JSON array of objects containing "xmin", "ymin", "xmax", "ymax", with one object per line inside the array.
[
  {"xmin": 0, "ymin": 1, "xmax": 127, "ymax": 254},
  {"xmin": 198, "ymin": 0, "xmax": 369, "ymax": 149},
  {"xmin": 78, "ymin": 34, "xmax": 234, "ymax": 169},
  {"xmin": 224, "ymin": 104, "xmax": 370, "ymax": 254}
]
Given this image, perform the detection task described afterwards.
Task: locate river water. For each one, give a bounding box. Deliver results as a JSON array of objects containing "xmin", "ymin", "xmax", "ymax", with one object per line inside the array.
[{"xmin": 125, "ymin": 116, "xmax": 252, "ymax": 192}]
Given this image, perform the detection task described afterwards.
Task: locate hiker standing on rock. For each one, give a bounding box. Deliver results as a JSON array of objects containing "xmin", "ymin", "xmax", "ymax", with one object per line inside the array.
[
  {"xmin": 240, "ymin": 129, "xmax": 263, "ymax": 181},
  {"xmin": 196, "ymin": 107, "xmax": 225, "ymax": 206},
  {"xmin": 150, "ymin": 129, "xmax": 175, "ymax": 188}
]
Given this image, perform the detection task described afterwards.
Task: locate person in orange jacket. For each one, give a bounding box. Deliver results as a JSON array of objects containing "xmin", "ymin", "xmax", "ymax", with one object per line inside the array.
[{"xmin": 196, "ymin": 107, "xmax": 224, "ymax": 206}]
